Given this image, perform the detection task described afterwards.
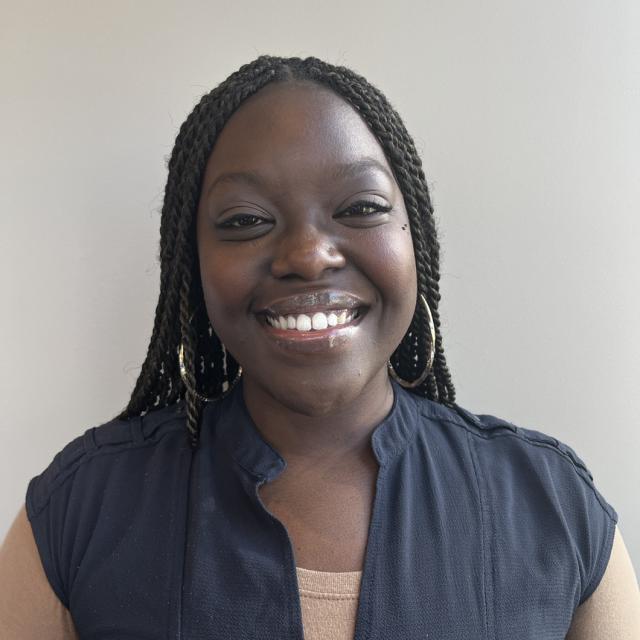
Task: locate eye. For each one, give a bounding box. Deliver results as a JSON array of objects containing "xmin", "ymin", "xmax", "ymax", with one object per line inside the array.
[
  {"xmin": 213, "ymin": 210, "xmax": 275, "ymax": 241},
  {"xmin": 338, "ymin": 200, "xmax": 392, "ymax": 217},
  {"xmin": 217, "ymin": 213, "xmax": 271, "ymax": 229},
  {"xmin": 335, "ymin": 199, "xmax": 393, "ymax": 223}
]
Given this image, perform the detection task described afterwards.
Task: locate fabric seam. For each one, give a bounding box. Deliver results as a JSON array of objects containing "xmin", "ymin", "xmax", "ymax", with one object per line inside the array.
[
  {"xmin": 421, "ymin": 408, "xmax": 616, "ymax": 519},
  {"xmin": 579, "ymin": 510, "xmax": 618, "ymax": 605},
  {"xmin": 27, "ymin": 420, "xmax": 184, "ymax": 519},
  {"xmin": 169, "ymin": 442, "xmax": 193, "ymax": 640},
  {"xmin": 358, "ymin": 464, "xmax": 385, "ymax": 640},
  {"xmin": 465, "ymin": 430, "xmax": 493, "ymax": 640},
  {"xmin": 25, "ymin": 513, "xmax": 69, "ymax": 608},
  {"xmin": 298, "ymin": 590, "xmax": 359, "ymax": 600}
]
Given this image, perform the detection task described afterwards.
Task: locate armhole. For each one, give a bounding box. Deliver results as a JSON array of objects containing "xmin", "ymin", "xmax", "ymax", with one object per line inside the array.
[
  {"xmin": 25, "ymin": 476, "xmax": 69, "ymax": 607},
  {"xmin": 579, "ymin": 510, "xmax": 618, "ymax": 605},
  {"xmin": 3, "ymin": 504, "xmax": 80, "ymax": 639}
]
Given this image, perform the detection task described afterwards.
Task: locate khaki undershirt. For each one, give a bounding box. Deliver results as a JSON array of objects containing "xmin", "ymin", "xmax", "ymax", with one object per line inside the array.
[
  {"xmin": 1, "ymin": 505, "xmax": 638, "ymax": 639},
  {"xmin": 296, "ymin": 565, "xmax": 362, "ymax": 640}
]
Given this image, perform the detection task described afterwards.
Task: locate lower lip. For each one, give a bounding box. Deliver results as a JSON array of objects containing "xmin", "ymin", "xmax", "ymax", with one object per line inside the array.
[{"xmin": 257, "ymin": 314, "xmax": 363, "ymax": 354}]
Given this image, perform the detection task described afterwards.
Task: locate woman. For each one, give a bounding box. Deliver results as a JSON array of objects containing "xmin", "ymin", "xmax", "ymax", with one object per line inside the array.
[{"xmin": 1, "ymin": 55, "xmax": 638, "ymax": 639}]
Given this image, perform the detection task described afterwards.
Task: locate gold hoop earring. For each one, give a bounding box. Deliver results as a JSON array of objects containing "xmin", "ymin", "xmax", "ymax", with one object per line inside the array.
[
  {"xmin": 387, "ymin": 294, "xmax": 436, "ymax": 389},
  {"xmin": 177, "ymin": 310, "xmax": 243, "ymax": 403}
]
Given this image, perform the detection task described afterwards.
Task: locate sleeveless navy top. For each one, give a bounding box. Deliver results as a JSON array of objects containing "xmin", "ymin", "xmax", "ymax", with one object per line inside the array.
[{"xmin": 26, "ymin": 380, "xmax": 617, "ymax": 639}]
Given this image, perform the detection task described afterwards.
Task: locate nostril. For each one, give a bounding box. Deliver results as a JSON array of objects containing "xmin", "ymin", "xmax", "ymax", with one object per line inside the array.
[
  {"xmin": 277, "ymin": 272, "xmax": 303, "ymax": 282},
  {"xmin": 270, "ymin": 236, "xmax": 346, "ymax": 280}
]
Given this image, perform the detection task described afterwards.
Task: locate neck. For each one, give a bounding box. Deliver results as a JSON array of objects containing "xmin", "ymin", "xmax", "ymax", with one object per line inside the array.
[{"xmin": 241, "ymin": 369, "xmax": 395, "ymax": 465}]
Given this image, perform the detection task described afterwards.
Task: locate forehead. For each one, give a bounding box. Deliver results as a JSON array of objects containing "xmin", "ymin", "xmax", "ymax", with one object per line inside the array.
[{"xmin": 203, "ymin": 82, "xmax": 395, "ymax": 191}]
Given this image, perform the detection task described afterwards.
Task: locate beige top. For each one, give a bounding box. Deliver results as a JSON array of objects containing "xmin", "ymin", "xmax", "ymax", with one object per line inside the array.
[
  {"xmin": 296, "ymin": 566, "xmax": 362, "ymax": 640},
  {"xmin": 0, "ymin": 505, "xmax": 639, "ymax": 638}
]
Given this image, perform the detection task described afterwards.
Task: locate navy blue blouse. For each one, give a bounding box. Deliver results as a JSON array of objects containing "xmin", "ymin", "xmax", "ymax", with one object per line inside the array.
[{"xmin": 26, "ymin": 380, "xmax": 617, "ymax": 639}]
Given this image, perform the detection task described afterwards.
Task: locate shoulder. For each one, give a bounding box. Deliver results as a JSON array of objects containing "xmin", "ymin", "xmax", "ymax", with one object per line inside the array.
[
  {"xmin": 410, "ymin": 391, "xmax": 613, "ymax": 512},
  {"xmin": 408, "ymin": 391, "xmax": 619, "ymax": 605},
  {"xmin": 26, "ymin": 401, "xmax": 189, "ymax": 519},
  {"xmin": 24, "ymin": 402, "xmax": 191, "ymax": 607}
]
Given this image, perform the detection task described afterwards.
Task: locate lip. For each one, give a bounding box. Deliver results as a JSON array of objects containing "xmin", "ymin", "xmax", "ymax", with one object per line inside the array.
[
  {"xmin": 255, "ymin": 290, "xmax": 367, "ymax": 318},
  {"xmin": 257, "ymin": 310, "xmax": 365, "ymax": 354}
]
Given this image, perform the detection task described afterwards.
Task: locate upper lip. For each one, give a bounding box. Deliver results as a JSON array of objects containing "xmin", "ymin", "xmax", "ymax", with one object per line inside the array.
[{"xmin": 256, "ymin": 291, "xmax": 367, "ymax": 317}]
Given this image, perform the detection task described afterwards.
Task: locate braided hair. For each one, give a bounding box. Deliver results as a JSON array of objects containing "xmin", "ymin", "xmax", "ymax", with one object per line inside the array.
[{"xmin": 116, "ymin": 54, "xmax": 456, "ymax": 449}]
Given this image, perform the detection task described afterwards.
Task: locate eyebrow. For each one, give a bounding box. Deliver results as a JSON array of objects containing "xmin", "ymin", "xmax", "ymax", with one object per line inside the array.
[{"xmin": 206, "ymin": 157, "xmax": 395, "ymax": 195}]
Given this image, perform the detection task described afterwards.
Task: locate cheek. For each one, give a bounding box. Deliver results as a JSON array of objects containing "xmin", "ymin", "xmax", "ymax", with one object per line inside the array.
[
  {"xmin": 197, "ymin": 243, "xmax": 256, "ymax": 333},
  {"xmin": 366, "ymin": 227, "xmax": 417, "ymax": 315}
]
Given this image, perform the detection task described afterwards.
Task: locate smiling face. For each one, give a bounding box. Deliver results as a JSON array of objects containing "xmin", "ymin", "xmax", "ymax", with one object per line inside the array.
[{"xmin": 196, "ymin": 81, "xmax": 417, "ymax": 415}]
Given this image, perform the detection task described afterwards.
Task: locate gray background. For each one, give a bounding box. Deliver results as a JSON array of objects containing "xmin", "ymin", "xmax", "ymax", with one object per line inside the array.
[{"xmin": 1, "ymin": 0, "xmax": 638, "ymax": 575}]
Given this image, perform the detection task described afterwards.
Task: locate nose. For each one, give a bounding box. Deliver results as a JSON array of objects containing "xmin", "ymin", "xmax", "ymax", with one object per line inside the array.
[{"xmin": 270, "ymin": 223, "xmax": 346, "ymax": 280}]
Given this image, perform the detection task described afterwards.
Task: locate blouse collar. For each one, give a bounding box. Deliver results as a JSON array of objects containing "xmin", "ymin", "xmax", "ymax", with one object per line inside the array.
[{"xmin": 203, "ymin": 378, "xmax": 420, "ymax": 482}]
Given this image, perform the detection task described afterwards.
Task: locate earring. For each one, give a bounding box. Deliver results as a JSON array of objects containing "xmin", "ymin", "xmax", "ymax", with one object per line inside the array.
[
  {"xmin": 387, "ymin": 293, "xmax": 435, "ymax": 389},
  {"xmin": 177, "ymin": 309, "xmax": 243, "ymax": 403}
]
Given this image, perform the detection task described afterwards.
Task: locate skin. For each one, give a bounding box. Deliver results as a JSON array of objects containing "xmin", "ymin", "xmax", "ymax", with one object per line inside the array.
[
  {"xmin": 197, "ymin": 83, "xmax": 417, "ymax": 571},
  {"xmin": 1, "ymin": 508, "xmax": 638, "ymax": 637},
  {"xmin": 196, "ymin": 81, "xmax": 418, "ymax": 571},
  {"xmin": 0, "ymin": 81, "xmax": 637, "ymax": 638}
]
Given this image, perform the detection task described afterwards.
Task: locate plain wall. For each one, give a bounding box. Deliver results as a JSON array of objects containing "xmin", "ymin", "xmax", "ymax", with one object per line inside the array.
[{"xmin": 1, "ymin": 0, "xmax": 638, "ymax": 577}]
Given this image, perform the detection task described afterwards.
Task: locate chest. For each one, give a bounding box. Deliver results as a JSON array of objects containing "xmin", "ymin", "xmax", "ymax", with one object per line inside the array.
[
  {"xmin": 67, "ymin": 440, "xmax": 583, "ymax": 640},
  {"xmin": 257, "ymin": 464, "xmax": 378, "ymax": 572}
]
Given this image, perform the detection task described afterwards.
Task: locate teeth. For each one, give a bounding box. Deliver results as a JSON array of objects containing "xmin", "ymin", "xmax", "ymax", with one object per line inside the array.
[
  {"xmin": 311, "ymin": 312, "xmax": 328, "ymax": 330},
  {"xmin": 265, "ymin": 309, "xmax": 357, "ymax": 331},
  {"xmin": 296, "ymin": 314, "xmax": 312, "ymax": 332}
]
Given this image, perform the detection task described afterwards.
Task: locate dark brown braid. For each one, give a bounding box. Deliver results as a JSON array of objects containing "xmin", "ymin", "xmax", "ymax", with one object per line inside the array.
[{"xmin": 116, "ymin": 55, "xmax": 456, "ymax": 449}]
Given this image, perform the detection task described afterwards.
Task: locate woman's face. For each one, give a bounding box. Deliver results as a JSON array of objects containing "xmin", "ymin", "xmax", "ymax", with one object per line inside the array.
[{"xmin": 196, "ymin": 81, "xmax": 417, "ymax": 415}]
